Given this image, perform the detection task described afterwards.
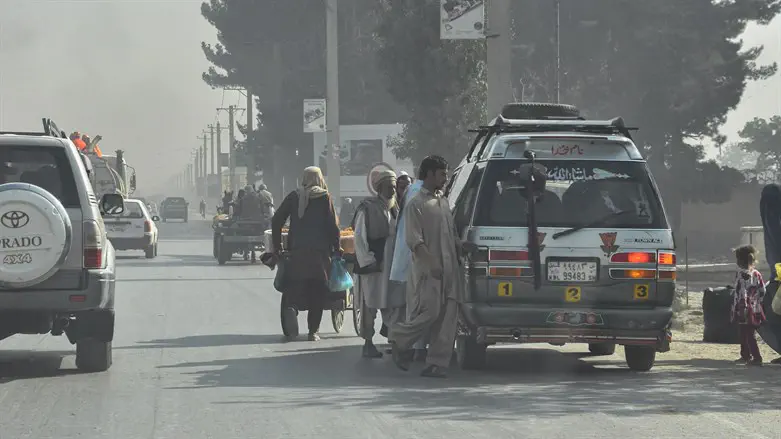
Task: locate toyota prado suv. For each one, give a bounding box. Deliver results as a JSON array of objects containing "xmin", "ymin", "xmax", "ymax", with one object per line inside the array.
[{"xmin": 0, "ymin": 118, "xmax": 124, "ymax": 372}]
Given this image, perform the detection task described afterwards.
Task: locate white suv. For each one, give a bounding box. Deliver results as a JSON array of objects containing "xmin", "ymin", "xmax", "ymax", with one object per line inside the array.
[
  {"xmin": 105, "ymin": 198, "xmax": 159, "ymax": 258},
  {"xmin": 0, "ymin": 118, "xmax": 124, "ymax": 372}
]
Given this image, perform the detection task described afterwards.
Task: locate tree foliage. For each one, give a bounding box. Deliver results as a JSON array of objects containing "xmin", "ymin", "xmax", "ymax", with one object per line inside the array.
[
  {"xmin": 739, "ymin": 115, "xmax": 781, "ymax": 181},
  {"xmin": 200, "ymin": 0, "xmax": 405, "ymax": 194},
  {"xmin": 375, "ymin": 0, "xmax": 486, "ymax": 166}
]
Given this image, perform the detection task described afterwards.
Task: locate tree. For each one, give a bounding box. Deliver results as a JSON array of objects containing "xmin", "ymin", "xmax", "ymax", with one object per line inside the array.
[
  {"xmin": 375, "ymin": 0, "xmax": 486, "ymax": 166},
  {"xmin": 507, "ymin": 0, "xmax": 780, "ymax": 228},
  {"xmin": 739, "ymin": 115, "xmax": 781, "ymax": 181},
  {"xmin": 200, "ymin": 0, "xmax": 405, "ymax": 197}
]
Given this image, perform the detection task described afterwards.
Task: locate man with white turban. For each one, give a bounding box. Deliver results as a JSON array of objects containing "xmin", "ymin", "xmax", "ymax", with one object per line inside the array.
[{"xmin": 353, "ymin": 169, "xmax": 403, "ymax": 358}]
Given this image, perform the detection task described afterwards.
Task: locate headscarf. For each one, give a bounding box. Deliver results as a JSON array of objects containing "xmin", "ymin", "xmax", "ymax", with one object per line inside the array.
[
  {"xmin": 297, "ymin": 166, "xmax": 328, "ymax": 218},
  {"xmin": 371, "ymin": 169, "xmax": 397, "ymax": 210}
]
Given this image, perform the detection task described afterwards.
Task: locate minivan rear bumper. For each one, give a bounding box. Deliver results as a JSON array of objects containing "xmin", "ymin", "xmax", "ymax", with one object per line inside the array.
[
  {"xmin": 0, "ymin": 267, "xmax": 116, "ymax": 311},
  {"xmin": 460, "ymin": 303, "xmax": 672, "ymax": 346}
]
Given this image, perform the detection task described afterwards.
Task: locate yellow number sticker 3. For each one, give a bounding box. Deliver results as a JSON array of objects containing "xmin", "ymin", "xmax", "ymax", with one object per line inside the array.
[
  {"xmin": 634, "ymin": 284, "xmax": 650, "ymax": 300},
  {"xmin": 498, "ymin": 282, "xmax": 513, "ymax": 297},
  {"xmin": 565, "ymin": 286, "xmax": 581, "ymax": 302}
]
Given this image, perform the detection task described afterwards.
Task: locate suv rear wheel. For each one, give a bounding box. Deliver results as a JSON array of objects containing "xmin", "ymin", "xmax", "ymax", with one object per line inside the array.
[
  {"xmin": 588, "ymin": 342, "xmax": 616, "ymax": 356},
  {"xmin": 624, "ymin": 345, "xmax": 656, "ymax": 371},
  {"xmin": 76, "ymin": 339, "xmax": 112, "ymax": 372},
  {"xmin": 456, "ymin": 334, "xmax": 488, "ymax": 370}
]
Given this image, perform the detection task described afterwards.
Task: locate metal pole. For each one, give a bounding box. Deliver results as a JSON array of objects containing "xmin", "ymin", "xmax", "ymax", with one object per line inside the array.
[
  {"xmin": 486, "ymin": 0, "xmax": 513, "ymax": 118},
  {"xmin": 216, "ymin": 121, "xmax": 223, "ymax": 192},
  {"xmin": 228, "ymin": 106, "xmax": 236, "ymax": 192},
  {"xmin": 554, "ymin": 0, "xmax": 561, "ymax": 103},
  {"xmin": 685, "ymin": 236, "xmax": 689, "ymax": 307},
  {"xmin": 209, "ymin": 124, "xmax": 215, "ymax": 176},
  {"xmin": 326, "ymin": 0, "xmax": 341, "ymax": 213},
  {"xmin": 201, "ymin": 135, "xmax": 208, "ymax": 179},
  {"xmin": 246, "ymin": 89, "xmax": 254, "ymax": 186}
]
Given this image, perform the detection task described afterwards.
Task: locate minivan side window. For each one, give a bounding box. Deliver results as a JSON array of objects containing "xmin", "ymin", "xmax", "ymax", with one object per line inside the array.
[
  {"xmin": 446, "ymin": 163, "xmax": 476, "ymax": 210},
  {"xmin": 453, "ymin": 165, "xmax": 484, "ymax": 236},
  {"xmin": 0, "ymin": 146, "xmax": 80, "ymax": 208}
]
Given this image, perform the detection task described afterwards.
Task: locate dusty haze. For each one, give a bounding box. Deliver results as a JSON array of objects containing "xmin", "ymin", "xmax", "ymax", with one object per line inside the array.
[{"xmin": 0, "ymin": 0, "xmax": 778, "ymax": 191}]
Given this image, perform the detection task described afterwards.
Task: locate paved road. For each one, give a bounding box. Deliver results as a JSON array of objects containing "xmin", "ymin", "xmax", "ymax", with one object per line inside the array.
[{"xmin": 2, "ymin": 219, "xmax": 781, "ymax": 439}]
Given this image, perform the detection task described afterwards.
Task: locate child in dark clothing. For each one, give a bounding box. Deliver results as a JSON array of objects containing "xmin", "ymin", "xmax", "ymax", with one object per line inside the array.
[{"xmin": 731, "ymin": 245, "xmax": 767, "ymax": 366}]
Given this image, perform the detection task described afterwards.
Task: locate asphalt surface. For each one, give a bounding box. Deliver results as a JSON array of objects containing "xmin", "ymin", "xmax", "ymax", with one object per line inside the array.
[{"xmin": 2, "ymin": 218, "xmax": 781, "ymax": 439}]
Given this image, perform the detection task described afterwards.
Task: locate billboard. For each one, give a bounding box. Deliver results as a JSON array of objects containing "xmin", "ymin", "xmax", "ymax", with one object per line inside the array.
[
  {"xmin": 440, "ymin": 0, "xmax": 485, "ymax": 40},
  {"xmin": 303, "ymin": 99, "xmax": 327, "ymax": 133}
]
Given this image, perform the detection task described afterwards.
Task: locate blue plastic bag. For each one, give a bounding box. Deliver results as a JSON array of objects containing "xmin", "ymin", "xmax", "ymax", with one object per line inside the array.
[{"xmin": 329, "ymin": 257, "xmax": 354, "ymax": 292}]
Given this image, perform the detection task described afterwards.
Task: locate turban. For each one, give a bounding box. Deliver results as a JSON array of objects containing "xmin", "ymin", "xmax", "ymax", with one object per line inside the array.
[{"xmin": 371, "ymin": 169, "xmax": 396, "ymax": 191}]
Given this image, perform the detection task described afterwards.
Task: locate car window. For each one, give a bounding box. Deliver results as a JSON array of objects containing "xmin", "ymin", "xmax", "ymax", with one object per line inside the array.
[
  {"xmin": 473, "ymin": 160, "xmax": 667, "ymax": 229},
  {"xmin": 165, "ymin": 198, "xmax": 186, "ymax": 205},
  {"xmin": 0, "ymin": 145, "xmax": 80, "ymax": 208},
  {"xmin": 453, "ymin": 165, "xmax": 484, "ymax": 236}
]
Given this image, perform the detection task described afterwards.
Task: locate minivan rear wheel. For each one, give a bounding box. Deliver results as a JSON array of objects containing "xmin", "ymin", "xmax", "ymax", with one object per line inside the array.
[
  {"xmin": 624, "ymin": 345, "xmax": 656, "ymax": 371},
  {"xmin": 76, "ymin": 339, "xmax": 112, "ymax": 372},
  {"xmin": 588, "ymin": 342, "xmax": 616, "ymax": 356},
  {"xmin": 456, "ymin": 335, "xmax": 488, "ymax": 370}
]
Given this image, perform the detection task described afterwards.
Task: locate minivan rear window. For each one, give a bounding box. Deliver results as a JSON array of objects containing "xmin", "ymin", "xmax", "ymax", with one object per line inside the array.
[
  {"xmin": 0, "ymin": 145, "xmax": 80, "ymax": 208},
  {"xmin": 473, "ymin": 160, "xmax": 666, "ymax": 229}
]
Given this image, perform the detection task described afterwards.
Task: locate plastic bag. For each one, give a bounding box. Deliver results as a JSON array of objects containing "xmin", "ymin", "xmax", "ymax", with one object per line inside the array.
[
  {"xmin": 273, "ymin": 257, "xmax": 289, "ymax": 293},
  {"xmin": 329, "ymin": 257, "xmax": 354, "ymax": 292}
]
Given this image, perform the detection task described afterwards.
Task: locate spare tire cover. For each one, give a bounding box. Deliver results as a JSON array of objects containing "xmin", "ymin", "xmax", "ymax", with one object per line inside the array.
[{"xmin": 0, "ymin": 183, "xmax": 72, "ymax": 288}]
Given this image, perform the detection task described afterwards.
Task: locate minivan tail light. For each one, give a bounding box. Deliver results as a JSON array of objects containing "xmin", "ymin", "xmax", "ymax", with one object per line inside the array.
[
  {"xmin": 83, "ymin": 220, "xmax": 103, "ymax": 269},
  {"xmin": 657, "ymin": 251, "xmax": 676, "ymax": 266},
  {"xmin": 144, "ymin": 220, "xmax": 152, "ymax": 233},
  {"xmin": 489, "ymin": 250, "xmax": 529, "ymax": 261},
  {"xmin": 489, "ymin": 267, "xmax": 523, "ymax": 277},
  {"xmin": 610, "ymin": 252, "xmax": 655, "ymax": 264}
]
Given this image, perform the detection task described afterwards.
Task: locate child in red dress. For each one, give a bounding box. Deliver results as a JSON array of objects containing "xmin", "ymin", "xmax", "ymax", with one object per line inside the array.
[{"xmin": 731, "ymin": 245, "xmax": 766, "ymax": 366}]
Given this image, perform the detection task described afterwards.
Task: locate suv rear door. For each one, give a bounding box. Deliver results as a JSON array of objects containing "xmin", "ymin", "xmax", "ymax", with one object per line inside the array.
[{"xmin": 105, "ymin": 200, "xmax": 146, "ymax": 239}]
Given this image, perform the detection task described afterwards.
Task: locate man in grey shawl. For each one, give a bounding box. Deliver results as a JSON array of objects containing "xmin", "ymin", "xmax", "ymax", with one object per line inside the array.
[{"xmin": 353, "ymin": 169, "xmax": 405, "ymax": 358}]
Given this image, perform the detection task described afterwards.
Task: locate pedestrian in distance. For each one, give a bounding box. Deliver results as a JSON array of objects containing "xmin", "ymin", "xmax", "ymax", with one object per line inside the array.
[
  {"xmin": 731, "ymin": 244, "xmax": 767, "ymax": 366},
  {"xmin": 391, "ymin": 155, "xmax": 475, "ymax": 378}
]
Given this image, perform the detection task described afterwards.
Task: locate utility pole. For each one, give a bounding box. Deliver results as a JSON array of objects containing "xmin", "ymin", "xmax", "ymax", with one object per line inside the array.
[
  {"xmin": 216, "ymin": 121, "xmax": 222, "ymax": 191},
  {"xmin": 218, "ymin": 105, "xmax": 245, "ymax": 193},
  {"xmin": 208, "ymin": 124, "xmax": 215, "ymax": 176},
  {"xmin": 486, "ymin": 0, "xmax": 513, "ymax": 118},
  {"xmin": 326, "ymin": 0, "xmax": 341, "ymax": 213},
  {"xmin": 197, "ymin": 134, "xmax": 208, "ymax": 196},
  {"xmin": 246, "ymin": 90, "xmax": 254, "ymax": 186}
]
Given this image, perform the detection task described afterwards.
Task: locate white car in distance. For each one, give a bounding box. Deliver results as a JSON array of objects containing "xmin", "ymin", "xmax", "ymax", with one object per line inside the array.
[{"xmin": 104, "ymin": 198, "xmax": 159, "ymax": 258}]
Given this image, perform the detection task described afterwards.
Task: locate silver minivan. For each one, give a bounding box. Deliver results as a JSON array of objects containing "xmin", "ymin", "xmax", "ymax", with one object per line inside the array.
[
  {"xmin": 449, "ymin": 104, "xmax": 674, "ymax": 372},
  {"xmin": 0, "ymin": 118, "xmax": 124, "ymax": 372}
]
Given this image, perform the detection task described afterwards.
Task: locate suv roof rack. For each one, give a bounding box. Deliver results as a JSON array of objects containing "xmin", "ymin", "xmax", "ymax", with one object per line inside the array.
[
  {"xmin": 465, "ymin": 114, "xmax": 639, "ymax": 163},
  {"xmin": 0, "ymin": 118, "xmax": 68, "ymax": 139}
]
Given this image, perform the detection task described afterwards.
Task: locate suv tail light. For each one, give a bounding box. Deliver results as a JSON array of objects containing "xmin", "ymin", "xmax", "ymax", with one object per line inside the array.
[
  {"xmin": 144, "ymin": 220, "xmax": 152, "ymax": 233},
  {"xmin": 83, "ymin": 220, "xmax": 103, "ymax": 269}
]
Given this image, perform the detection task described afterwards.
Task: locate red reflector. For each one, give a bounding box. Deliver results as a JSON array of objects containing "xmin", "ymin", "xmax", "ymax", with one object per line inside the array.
[
  {"xmin": 144, "ymin": 221, "xmax": 152, "ymax": 233},
  {"xmin": 489, "ymin": 250, "xmax": 529, "ymax": 261},
  {"xmin": 69, "ymin": 295, "xmax": 86, "ymax": 302},
  {"xmin": 84, "ymin": 248, "xmax": 102, "ymax": 268},
  {"xmin": 611, "ymin": 252, "xmax": 656, "ymax": 264}
]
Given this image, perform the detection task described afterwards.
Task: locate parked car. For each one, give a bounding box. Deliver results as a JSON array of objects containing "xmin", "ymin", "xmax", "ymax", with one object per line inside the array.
[
  {"xmin": 160, "ymin": 197, "xmax": 188, "ymax": 222},
  {"xmin": 0, "ymin": 118, "xmax": 124, "ymax": 372},
  {"xmin": 105, "ymin": 198, "xmax": 159, "ymax": 258}
]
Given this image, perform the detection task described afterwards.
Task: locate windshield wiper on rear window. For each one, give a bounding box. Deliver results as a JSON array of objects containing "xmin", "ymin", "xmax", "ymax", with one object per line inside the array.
[{"xmin": 552, "ymin": 210, "xmax": 631, "ymax": 240}]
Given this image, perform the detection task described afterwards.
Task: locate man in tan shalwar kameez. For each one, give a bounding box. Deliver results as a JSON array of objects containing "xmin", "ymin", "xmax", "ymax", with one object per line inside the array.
[{"xmin": 391, "ymin": 155, "xmax": 469, "ymax": 378}]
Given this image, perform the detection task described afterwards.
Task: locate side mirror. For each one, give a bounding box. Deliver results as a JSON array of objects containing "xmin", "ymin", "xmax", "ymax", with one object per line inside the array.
[
  {"xmin": 152, "ymin": 215, "xmax": 160, "ymax": 222},
  {"xmin": 101, "ymin": 193, "xmax": 125, "ymax": 215}
]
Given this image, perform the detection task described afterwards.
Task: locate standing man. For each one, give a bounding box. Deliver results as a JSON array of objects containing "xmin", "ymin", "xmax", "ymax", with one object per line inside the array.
[
  {"xmin": 353, "ymin": 170, "xmax": 402, "ymax": 358},
  {"xmin": 391, "ymin": 155, "xmax": 469, "ymax": 378},
  {"xmin": 396, "ymin": 171, "xmax": 412, "ymax": 210}
]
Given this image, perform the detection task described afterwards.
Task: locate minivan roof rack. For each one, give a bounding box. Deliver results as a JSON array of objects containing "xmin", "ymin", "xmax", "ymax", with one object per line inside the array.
[
  {"xmin": 465, "ymin": 115, "xmax": 639, "ymax": 163},
  {"xmin": 0, "ymin": 118, "xmax": 68, "ymax": 139}
]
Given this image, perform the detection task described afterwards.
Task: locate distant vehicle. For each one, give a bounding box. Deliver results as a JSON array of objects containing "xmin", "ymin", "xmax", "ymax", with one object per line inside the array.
[
  {"xmin": 104, "ymin": 199, "xmax": 160, "ymax": 258},
  {"xmin": 0, "ymin": 118, "xmax": 125, "ymax": 372},
  {"xmin": 452, "ymin": 103, "xmax": 674, "ymax": 372},
  {"xmin": 160, "ymin": 197, "xmax": 188, "ymax": 222}
]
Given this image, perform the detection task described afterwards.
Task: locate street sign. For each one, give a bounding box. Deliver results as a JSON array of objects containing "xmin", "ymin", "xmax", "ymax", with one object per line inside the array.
[
  {"xmin": 440, "ymin": 0, "xmax": 485, "ymax": 40},
  {"xmin": 304, "ymin": 99, "xmax": 327, "ymax": 133}
]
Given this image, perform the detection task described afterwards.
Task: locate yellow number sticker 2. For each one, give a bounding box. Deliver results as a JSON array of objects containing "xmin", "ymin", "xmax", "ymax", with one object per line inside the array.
[
  {"xmin": 565, "ymin": 286, "xmax": 581, "ymax": 302},
  {"xmin": 498, "ymin": 282, "xmax": 513, "ymax": 297},
  {"xmin": 634, "ymin": 284, "xmax": 650, "ymax": 300}
]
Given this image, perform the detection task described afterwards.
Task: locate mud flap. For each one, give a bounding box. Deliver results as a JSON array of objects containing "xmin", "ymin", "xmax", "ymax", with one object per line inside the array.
[
  {"xmin": 657, "ymin": 326, "xmax": 672, "ymax": 353},
  {"xmin": 66, "ymin": 310, "xmax": 115, "ymax": 344}
]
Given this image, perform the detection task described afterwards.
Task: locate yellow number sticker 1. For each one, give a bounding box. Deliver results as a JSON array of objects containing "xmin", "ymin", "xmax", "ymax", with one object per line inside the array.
[
  {"xmin": 498, "ymin": 282, "xmax": 513, "ymax": 297},
  {"xmin": 565, "ymin": 286, "xmax": 581, "ymax": 302},
  {"xmin": 634, "ymin": 284, "xmax": 650, "ymax": 300}
]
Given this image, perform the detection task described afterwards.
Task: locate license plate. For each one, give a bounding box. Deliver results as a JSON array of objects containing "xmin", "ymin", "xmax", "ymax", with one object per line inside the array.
[
  {"xmin": 547, "ymin": 260, "xmax": 598, "ymax": 282},
  {"xmin": 109, "ymin": 226, "xmax": 127, "ymax": 232}
]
